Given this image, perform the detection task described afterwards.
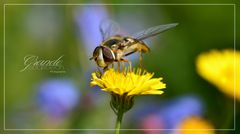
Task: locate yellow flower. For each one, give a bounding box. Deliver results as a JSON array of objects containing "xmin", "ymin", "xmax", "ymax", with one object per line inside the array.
[
  {"xmin": 176, "ymin": 116, "xmax": 215, "ymax": 134},
  {"xmin": 196, "ymin": 49, "xmax": 240, "ymax": 100},
  {"xmin": 90, "ymin": 68, "xmax": 166, "ymax": 96},
  {"xmin": 90, "ymin": 62, "xmax": 166, "ymax": 134}
]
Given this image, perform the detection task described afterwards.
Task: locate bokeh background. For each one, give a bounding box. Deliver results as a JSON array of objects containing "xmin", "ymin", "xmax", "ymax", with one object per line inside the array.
[{"xmin": 1, "ymin": 0, "xmax": 239, "ymax": 134}]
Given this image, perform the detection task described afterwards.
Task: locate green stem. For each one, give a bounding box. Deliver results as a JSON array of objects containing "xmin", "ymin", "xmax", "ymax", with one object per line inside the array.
[
  {"xmin": 115, "ymin": 110, "xmax": 124, "ymax": 134},
  {"xmin": 221, "ymin": 97, "xmax": 234, "ymax": 134},
  {"xmin": 115, "ymin": 97, "xmax": 124, "ymax": 134}
]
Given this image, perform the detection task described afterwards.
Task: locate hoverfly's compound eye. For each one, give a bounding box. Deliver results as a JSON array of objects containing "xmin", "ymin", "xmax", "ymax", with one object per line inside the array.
[{"xmin": 102, "ymin": 46, "xmax": 115, "ymax": 61}]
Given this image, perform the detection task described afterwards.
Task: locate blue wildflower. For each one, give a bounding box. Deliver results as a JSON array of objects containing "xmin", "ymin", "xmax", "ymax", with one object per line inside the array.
[{"xmin": 36, "ymin": 79, "xmax": 80, "ymax": 118}]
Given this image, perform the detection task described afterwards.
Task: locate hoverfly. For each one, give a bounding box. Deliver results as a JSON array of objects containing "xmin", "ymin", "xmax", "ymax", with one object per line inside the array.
[{"xmin": 90, "ymin": 20, "xmax": 178, "ymax": 71}]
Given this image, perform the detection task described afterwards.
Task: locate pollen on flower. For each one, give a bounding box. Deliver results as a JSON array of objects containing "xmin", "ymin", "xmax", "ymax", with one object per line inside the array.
[
  {"xmin": 196, "ymin": 49, "xmax": 240, "ymax": 100},
  {"xmin": 90, "ymin": 67, "xmax": 166, "ymax": 96}
]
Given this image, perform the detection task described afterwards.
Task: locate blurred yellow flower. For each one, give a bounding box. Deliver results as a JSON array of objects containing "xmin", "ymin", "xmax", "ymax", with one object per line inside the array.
[
  {"xmin": 90, "ymin": 68, "xmax": 166, "ymax": 96},
  {"xmin": 196, "ymin": 49, "xmax": 240, "ymax": 100},
  {"xmin": 177, "ymin": 116, "xmax": 215, "ymax": 134}
]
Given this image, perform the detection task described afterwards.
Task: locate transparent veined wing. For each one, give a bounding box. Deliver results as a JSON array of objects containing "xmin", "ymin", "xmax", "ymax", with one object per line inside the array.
[
  {"xmin": 132, "ymin": 23, "xmax": 178, "ymax": 40},
  {"xmin": 99, "ymin": 20, "xmax": 120, "ymax": 41}
]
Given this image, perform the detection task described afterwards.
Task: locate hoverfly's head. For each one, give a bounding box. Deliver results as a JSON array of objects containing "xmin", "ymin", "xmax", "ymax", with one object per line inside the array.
[
  {"xmin": 90, "ymin": 46, "xmax": 106, "ymax": 68},
  {"xmin": 90, "ymin": 46, "xmax": 115, "ymax": 68}
]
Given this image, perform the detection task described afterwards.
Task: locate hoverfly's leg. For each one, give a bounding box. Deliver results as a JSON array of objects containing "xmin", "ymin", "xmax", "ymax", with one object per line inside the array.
[
  {"xmin": 139, "ymin": 51, "xmax": 143, "ymax": 68},
  {"xmin": 129, "ymin": 61, "xmax": 132, "ymax": 72},
  {"xmin": 96, "ymin": 67, "xmax": 103, "ymax": 77},
  {"xmin": 120, "ymin": 58, "xmax": 132, "ymax": 72},
  {"xmin": 118, "ymin": 62, "xmax": 120, "ymax": 72},
  {"xmin": 103, "ymin": 66, "xmax": 109, "ymax": 72},
  {"xmin": 111, "ymin": 63, "xmax": 114, "ymax": 68},
  {"xmin": 121, "ymin": 62, "xmax": 125, "ymax": 72}
]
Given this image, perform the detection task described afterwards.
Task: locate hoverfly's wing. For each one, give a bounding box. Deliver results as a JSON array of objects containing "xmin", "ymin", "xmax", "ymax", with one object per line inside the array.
[
  {"xmin": 99, "ymin": 20, "xmax": 120, "ymax": 41},
  {"xmin": 132, "ymin": 23, "xmax": 178, "ymax": 40}
]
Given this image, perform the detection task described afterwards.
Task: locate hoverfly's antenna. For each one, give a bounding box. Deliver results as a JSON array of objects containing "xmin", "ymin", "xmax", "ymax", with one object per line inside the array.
[{"xmin": 89, "ymin": 57, "xmax": 94, "ymax": 60}]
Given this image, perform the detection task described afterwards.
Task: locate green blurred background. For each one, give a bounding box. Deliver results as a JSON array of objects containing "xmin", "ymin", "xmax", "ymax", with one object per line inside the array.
[{"xmin": 1, "ymin": 0, "xmax": 239, "ymax": 134}]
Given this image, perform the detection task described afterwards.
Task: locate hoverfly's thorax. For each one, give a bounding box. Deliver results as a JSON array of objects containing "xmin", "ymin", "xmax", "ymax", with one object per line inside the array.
[{"xmin": 101, "ymin": 36, "xmax": 123, "ymax": 48}]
